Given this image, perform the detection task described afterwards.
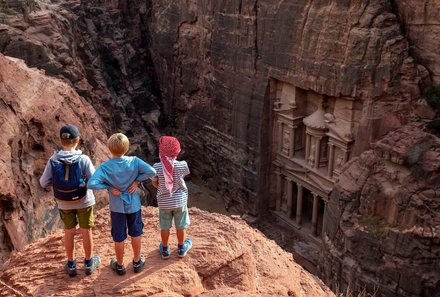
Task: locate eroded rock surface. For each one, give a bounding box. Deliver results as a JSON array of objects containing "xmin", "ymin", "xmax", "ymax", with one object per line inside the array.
[
  {"xmin": 0, "ymin": 0, "xmax": 161, "ymax": 154},
  {"xmin": 320, "ymin": 123, "xmax": 440, "ymax": 296},
  {"xmin": 0, "ymin": 53, "xmax": 109, "ymax": 264},
  {"xmin": 147, "ymin": 0, "xmax": 434, "ymax": 213},
  {"xmin": 0, "ymin": 207, "xmax": 334, "ymax": 297}
]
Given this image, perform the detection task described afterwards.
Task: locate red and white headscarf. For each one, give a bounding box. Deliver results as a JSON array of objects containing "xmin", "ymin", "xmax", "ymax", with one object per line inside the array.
[{"xmin": 159, "ymin": 136, "xmax": 181, "ymax": 194}]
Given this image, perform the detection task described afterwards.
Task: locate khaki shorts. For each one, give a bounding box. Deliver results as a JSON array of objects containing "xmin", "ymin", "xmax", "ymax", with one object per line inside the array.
[
  {"xmin": 159, "ymin": 205, "xmax": 190, "ymax": 230},
  {"xmin": 59, "ymin": 206, "xmax": 94, "ymax": 229}
]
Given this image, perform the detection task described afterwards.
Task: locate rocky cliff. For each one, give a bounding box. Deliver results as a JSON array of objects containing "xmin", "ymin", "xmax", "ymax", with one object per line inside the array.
[
  {"xmin": 321, "ymin": 123, "xmax": 440, "ymax": 296},
  {"xmin": 0, "ymin": 207, "xmax": 334, "ymax": 297},
  {"xmin": 0, "ymin": 1, "xmax": 439, "ymax": 296},
  {"xmin": 147, "ymin": 0, "xmax": 435, "ymax": 214},
  {"xmin": 1, "ymin": 0, "xmax": 437, "ymax": 218},
  {"xmin": 0, "ymin": 54, "xmax": 109, "ymax": 264},
  {"xmin": 0, "ymin": 0, "xmax": 161, "ymax": 154}
]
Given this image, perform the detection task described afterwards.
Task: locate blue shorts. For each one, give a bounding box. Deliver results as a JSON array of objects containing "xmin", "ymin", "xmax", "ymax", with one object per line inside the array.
[
  {"xmin": 110, "ymin": 210, "xmax": 143, "ymax": 242},
  {"xmin": 159, "ymin": 205, "xmax": 190, "ymax": 230}
]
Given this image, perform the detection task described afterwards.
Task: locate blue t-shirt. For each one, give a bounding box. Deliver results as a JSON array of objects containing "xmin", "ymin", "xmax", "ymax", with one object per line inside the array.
[{"xmin": 87, "ymin": 156, "xmax": 156, "ymax": 213}]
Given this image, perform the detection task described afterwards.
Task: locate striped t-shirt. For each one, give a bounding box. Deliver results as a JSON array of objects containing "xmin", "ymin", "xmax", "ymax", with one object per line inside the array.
[{"xmin": 153, "ymin": 160, "xmax": 190, "ymax": 209}]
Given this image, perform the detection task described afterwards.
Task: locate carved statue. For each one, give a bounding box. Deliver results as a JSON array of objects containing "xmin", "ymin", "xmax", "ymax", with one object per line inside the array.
[{"xmin": 324, "ymin": 113, "xmax": 353, "ymax": 142}]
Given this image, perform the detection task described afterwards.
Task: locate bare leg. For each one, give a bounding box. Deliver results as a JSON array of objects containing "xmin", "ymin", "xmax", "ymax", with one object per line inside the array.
[
  {"xmin": 80, "ymin": 228, "xmax": 92, "ymax": 260},
  {"xmin": 176, "ymin": 229, "xmax": 185, "ymax": 245},
  {"xmin": 114, "ymin": 241, "xmax": 124, "ymax": 265},
  {"xmin": 161, "ymin": 230, "xmax": 170, "ymax": 247},
  {"xmin": 131, "ymin": 236, "xmax": 141, "ymax": 262},
  {"xmin": 64, "ymin": 228, "xmax": 76, "ymax": 261}
]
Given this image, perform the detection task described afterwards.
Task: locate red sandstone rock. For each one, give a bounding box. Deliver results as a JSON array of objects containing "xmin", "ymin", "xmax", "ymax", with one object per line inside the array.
[
  {"xmin": 0, "ymin": 207, "xmax": 334, "ymax": 297},
  {"xmin": 321, "ymin": 123, "xmax": 440, "ymax": 296},
  {"xmin": 0, "ymin": 53, "xmax": 109, "ymax": 263}
]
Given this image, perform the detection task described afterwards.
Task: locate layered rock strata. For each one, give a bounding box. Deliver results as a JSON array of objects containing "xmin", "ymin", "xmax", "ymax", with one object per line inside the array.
[
  {"xmin": 0, "ymin": 0, "xmax": 161, "ymax": 155},
  {"xmin": 147, "ymin": 0, "xmax": 433, "ymax": 214},
  {"xmin": 320, "ymin": 123, "xmax": 440, "ymax": 296}
]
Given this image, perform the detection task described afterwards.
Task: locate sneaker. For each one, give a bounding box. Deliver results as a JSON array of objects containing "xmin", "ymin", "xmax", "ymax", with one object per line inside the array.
[
  {"xmin": 66, "ymin": 259, "xmax": 77, "ymax": 277},
  {"xmin": 177, "ymin": 239, "xmax": 192, "ymax": 258},
  {"xmin": 110, "ymin": 258, "xmax": 126, "ymax": 275},
  {"xmin": 159, "ymin": 243, "xmax": 170, "ymax": 259},
  {"xmin": 85, "ymin": 255, "xmax": 101, "ymax": 275},
  {"xmin": 133, "ymin": 255, "xmax": 146, "ymax": 273}
]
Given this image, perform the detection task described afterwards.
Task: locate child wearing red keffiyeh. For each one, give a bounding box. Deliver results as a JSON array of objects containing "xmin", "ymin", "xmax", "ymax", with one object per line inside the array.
[{"xmin": 152, "ymin": 136, "xmax": 192, "ymax": 258}]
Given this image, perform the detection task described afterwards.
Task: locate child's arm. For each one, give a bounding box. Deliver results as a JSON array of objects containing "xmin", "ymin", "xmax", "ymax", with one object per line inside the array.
[
  {"xmin": 136, "ymin": 157, "xmax": 157, "ymax": 181},
  {"xmin": 182, "ymin": 161, "xmax": 190, "ymax": 177},
  {"xmin": 126, "ymin": 158, "xmax": 157, "ymax": 193},
  {"xmin": 151, "ymin": 178, "xmax": 158, "ymax": 189},
  {"xmin": 39, "ymin": 161, "xmax": 52, "ymax": 188},
  {"xmin": 82, "ymin": 155, "xmax": 96, "ymax": 180},
  {"xmin": 87, "ymin": 166, "xmax": 111, "ymax": 190}
]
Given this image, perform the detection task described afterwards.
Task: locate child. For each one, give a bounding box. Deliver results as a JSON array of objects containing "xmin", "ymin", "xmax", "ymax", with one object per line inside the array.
[
  {"xmin": 87, "ymin": 133, "xmax": 156, "ymax": 275},
  {"xmin": 152, "ymin": 136, "xmax": 192, "ymax": 259},
  {"xmin": 40, "ymin": 124, "xmax": 101, "ymax": 277}
]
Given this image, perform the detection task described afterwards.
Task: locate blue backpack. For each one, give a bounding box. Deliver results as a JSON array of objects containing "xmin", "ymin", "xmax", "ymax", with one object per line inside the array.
[{"xmin": 50, "ymin": 158, "xmax": 87, "ymax": 201}]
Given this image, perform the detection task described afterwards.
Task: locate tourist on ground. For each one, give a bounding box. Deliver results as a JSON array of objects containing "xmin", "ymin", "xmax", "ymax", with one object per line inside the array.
[
  {"xmin": 152, "ymin": 136, "xmax": 192, "ymax": 259},
  {"xmin": 87, "ymin": 133, "xmax": 156, "ymax": 275},
  {"xmin": 39, "ymin": 124, "xmax": 101, "ymax": 277}
]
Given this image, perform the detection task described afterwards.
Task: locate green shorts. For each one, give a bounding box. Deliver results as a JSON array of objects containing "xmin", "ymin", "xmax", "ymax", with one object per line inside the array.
[
  {"xmin": 159, "ymin": 205, "xmax": 190, "ymax": 230},
  {"xmin": 59, "ymin": 206, "xmax": 94, "ymax": 229}
]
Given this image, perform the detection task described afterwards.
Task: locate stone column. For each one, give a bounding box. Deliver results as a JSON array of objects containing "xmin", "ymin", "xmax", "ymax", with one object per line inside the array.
[
  {"xmin": 314, "ymin": 137, "xmax": 321, "ymax": 169},
  {"xmin": 296, "ymin": 185, "xmax": 303, "ymax": 225},
  {"xmin": 321, "ymin": 200, "xmax": 327, "ymax": 235},
  {"xmin": 278, "ymin": 121, "xmax": 283, "ymax": 154},
  {"xmin": 327, "ymin": 144, "xmax": 335, "ymax": 178},
  {"xmin": 290, "ymin": 127, "xmax": 296, "ymax": 158},
  {"xmin": 305, "ymin": 134, "xmax": 310, "ymax": 162},
  {"xmin": 312, "ymin": 193, "xmax": 319, "ymax": 236},
  {"xmin": 286, "ymin": 179, "xmax": 293, "ymax": 217},
  {"xmin": 276, "ymin": 172, "xmax": 282, "ymax": 211}
]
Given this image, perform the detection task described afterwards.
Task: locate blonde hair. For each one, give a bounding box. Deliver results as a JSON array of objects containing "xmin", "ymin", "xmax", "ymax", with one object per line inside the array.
[{"xmin": 107, "ymin": 133, "xmax": 129, "ymax": 156}]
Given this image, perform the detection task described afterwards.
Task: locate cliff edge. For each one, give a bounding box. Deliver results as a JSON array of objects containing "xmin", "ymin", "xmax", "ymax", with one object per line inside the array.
[{"xmin": 0, "ymin": 207, "xmax": 334, "ymax": 297}]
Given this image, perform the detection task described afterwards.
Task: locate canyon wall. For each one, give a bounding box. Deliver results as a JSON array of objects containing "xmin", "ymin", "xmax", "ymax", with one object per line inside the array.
[
  {"xmin": 321, "ymin": 123, "xmax": 440, "ymax": 296},
  {"xmin": 0, "ymin": 53, "xmax": 109, "ymax": 263},
  {"xmin": 394, "ymin": 0, "xmax": 440, "ymax": 84},
  {"xmin": 0, "ymin": 0, "xmax": 160, "ymax": 261},
  {"xmin": 147, "ymin": 0, "xmax": 434, "ymax": 214},
  {"xmin": 0, "ymin": 0, "xmax": 161, "ymax": 155},
  {"xmin": 0, "ymin": 0, "xmax": 439, "ymax": 295}
]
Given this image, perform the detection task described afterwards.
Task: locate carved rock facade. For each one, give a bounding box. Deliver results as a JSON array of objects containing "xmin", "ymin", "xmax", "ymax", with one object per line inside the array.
[{"xmin": 320, "ymin": 124, "xmax": 440, "ymax": 296}]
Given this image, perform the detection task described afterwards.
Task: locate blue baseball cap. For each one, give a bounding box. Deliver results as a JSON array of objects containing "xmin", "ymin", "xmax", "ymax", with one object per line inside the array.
[{"xmin": 60, "ymin": 124, "xmax": 80, "ymax": 139}]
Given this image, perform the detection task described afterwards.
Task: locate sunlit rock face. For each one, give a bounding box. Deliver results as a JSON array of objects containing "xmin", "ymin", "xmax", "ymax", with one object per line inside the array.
[
  {"xmin": 0, "ymin": 1, "xmax": 439, "ymax": 295},
  {"xmin": 0, "ymin": 54, "xmax": 109, "ymax": 263},
  {"xmin": 0, "ymin": 0, "xmax": 161, "ymax": 155},
  {"xmin": 0, "ymin": 207, "xmax": 335, "ymax": 297}
]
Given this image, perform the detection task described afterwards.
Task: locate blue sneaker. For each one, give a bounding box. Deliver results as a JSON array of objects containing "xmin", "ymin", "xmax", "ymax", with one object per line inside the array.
[
  {"xmin": 66, "ymin": 259, "xmax": 77, "ymax": 277},
  {"xmin": 110, "ymin": 258, "xmax": 126, "ymax": 276},
  {"xmin": 133, "ymin": 255, "xmax": 146, "ymax": 273},
  {"xmin": 85, "ymin": 255, "xmax": 101, "ymax": 275},
  {"xmin": 177, "ymin": 239, "xmax": 192, "ymax": 258},
  {"xmin": 159, "ymin": 243, "xmax": 170, "ymax": 259}
]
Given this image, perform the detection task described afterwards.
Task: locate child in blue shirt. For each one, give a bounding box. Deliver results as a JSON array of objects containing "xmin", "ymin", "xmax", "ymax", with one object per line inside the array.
[{"xmin": 87, "ymin": 133, "xmax": 156, "ymax": 275}]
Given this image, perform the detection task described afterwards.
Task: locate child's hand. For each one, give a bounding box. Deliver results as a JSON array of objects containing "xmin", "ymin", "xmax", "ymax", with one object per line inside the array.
[
  {"xmin": 110, "ymin": 188, "xmax": 121, "ymax": 196},
  {"xmin": 128, "ymin": 181, "xmax": 139, "ymax": 194},
  {"xmin": 152, "ymin": 179, "xmax": 158, "ymax": 189}
]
